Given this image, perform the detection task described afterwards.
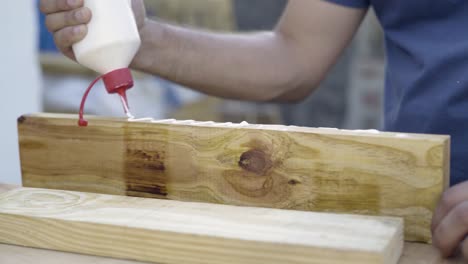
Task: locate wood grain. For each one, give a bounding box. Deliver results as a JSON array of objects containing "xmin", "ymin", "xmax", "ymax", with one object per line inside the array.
[
  {"xmin": 1, "ymin": 243, "xmax": 463, "ymax": 264},
  {"xmin": 0, "ymin": 185, "xmax": 462, "ymax": 264},
  {"xmin": 18, "ymin": 113, "xmax": 450, "ymax": 242},
  {"xmin": 0, "ymin": 244, "xmax": 148, "ymax": 264},
  {"xmin": 0, "ymin": 185, "xmax": 149, "ymax": 264},
  {"xmin": 0, "ymin": 188, "xmax": 404, "ymax": 264}
]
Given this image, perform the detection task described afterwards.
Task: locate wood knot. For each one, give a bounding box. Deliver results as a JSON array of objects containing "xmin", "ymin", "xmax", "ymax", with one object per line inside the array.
[
  {"xmin": 288, "ymin": 179, "xmax": 301, "ymax": 186},
  {"xmin": 239, "ymin": 149, "xmax": 272, "ymax": 175}
]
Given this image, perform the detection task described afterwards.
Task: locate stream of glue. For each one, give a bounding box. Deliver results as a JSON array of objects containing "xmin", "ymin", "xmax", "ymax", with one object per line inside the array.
[
  {"xmin": 78, "ymin": 75, "xmax": 135, "ymax": 126},
  {"xmin": 119, "ymin": 93, "xmax": 135, "ymax": 119}
]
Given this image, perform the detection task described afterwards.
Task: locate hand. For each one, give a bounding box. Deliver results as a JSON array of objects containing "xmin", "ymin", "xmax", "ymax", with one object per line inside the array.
[
  {"xmin": 40, "ymin": 0, "xmax": 146, "ymax": 60},
  {"xmin": 432, "ymin": 181, "xmax": 468, "ymax": 259}
]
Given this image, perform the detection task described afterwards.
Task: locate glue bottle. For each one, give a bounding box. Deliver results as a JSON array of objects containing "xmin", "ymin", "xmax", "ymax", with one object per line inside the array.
[{"xmin": 73, "ymin": 0, "xmax": 141, "ymax": 126}]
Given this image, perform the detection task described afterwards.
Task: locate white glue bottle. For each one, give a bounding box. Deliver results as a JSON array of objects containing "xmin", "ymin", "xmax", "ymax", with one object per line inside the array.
[{"xmin": 72, "ymin": 0, "xmax": 141, "ymax": 126}]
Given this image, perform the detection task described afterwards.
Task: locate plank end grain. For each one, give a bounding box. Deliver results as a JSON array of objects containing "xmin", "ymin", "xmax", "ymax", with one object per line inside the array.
[
  {"xmin": 0, "ymin": 188, "xmax": 404, "ymax": 264},
  {"xmin": 18, "ymin": 113, "xmax": 450, "ymax": 242}
]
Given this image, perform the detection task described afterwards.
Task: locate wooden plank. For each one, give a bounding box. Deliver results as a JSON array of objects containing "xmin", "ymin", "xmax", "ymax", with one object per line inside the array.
[
  {"xmin": 18, "ymin": 113, "xmax": 450, "ymax": 242},
  {"xmin": 0, "ymin": 185, "xmax": 461, "ymax": 264},
  {"xmin": 0, "ymin": 187, "xmax": 403, "ymax": 264},
  {"xmin": 0, "ymin": 185, "xmax": 148, "ymax": 264},
  {"xmin": 0, "ymin": 244, "xmax": 146, "ymax": 264},
  {"xmin": 0, "ymin": 186, "xmax": 449, "ymax": 264},
  {"xmin": 2, "ymin": 243, "xmax": 460, "ymax": 264}
]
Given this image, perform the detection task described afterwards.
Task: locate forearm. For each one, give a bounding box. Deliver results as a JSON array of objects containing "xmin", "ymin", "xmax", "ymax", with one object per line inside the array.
[
  {"xmin": 131, "ymin": 20, "xmax": 311, "ymax": 102},
  {"xmin": 40, "ymin": 0, "xmax": 366, "ymax": 102}
]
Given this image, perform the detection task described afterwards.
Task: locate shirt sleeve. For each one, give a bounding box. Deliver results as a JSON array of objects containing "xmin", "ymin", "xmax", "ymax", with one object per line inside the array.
[{"xmin": 324, "ymin": 0, "xmax": 370, "ymax": 8}]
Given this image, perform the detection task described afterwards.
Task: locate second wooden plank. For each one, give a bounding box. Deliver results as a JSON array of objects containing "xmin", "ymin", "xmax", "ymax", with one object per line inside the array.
[{"xmin": 0, "ymin": 188, "xmax": 403, "ymax": 264}]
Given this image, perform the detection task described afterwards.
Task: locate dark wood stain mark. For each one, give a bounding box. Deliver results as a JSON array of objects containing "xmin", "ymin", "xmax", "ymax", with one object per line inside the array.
[
  {"xmin": 125, "ymin": 147, "xmax": 168, "ymax": 197},
  {"xmin": 140, "ymin": 163, "xmax": 166, "ymax": 171},
  {"xmin": 126, "ymin": 183, "xmax": 168, "ymax": 197},
  {"xmin": 123, "ymin": 124, "xmax": 169, "ymax": 198},
  {"xmin": 128, "ymin": 149, "xmax": 166, "ymax": 172},
  {"xmin": 17, "ymin": 115, "xmax": 26, "ymax": 124}
]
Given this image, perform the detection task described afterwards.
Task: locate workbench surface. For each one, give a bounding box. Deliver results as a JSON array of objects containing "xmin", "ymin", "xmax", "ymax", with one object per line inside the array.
[{"xmin": 0, "ymin": 184, "xmax": 462, "ymax": 264}]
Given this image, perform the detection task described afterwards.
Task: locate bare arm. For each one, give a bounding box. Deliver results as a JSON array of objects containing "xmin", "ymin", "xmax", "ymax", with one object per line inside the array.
[
  {"xmin": 132, "ymin": 1, "xmax": 367, "ymax": 102},
  {"xmin": 40, "ymin": 0, "xmax": 366, "ymax": 102}
]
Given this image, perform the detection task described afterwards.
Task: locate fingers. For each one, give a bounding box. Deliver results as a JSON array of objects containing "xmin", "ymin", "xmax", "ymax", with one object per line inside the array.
[
  {"xmin": 40, "ymin": 0, "xmax": 83, "ymax": 14},
  {"xmin": 45, "ymin": 7, "xmax": 91, "ymax": 32},
  {"xmin": 54, "ymin": 25, "xmax": 87, "ymax": 58},
  {"xmin": 39, "ymin": 0, "xmax": 91, "ymax": 60},
  {"xmin": 432, "ymin": 181, "xmax": 468, "ymax": 232},
  {"xmin": 433, "ymin": 201, "xmax": 468, "ymax": 257}
]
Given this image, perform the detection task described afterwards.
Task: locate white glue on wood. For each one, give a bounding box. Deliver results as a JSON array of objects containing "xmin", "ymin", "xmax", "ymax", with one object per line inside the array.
[{"xmin": 73, "ymin": 0, "xmax": 141, "ymax": 126}]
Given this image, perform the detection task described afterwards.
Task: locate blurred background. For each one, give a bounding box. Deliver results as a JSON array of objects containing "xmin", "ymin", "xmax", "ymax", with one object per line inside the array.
[{"xmin": 1, "ymin": 0, "xmax": 384, "ymax": 184}]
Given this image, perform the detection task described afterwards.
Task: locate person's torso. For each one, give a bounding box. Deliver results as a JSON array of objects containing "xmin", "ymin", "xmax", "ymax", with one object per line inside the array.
[{"xmin": 369, "ymin": 0, "xmax": 468, "ymax": 185}]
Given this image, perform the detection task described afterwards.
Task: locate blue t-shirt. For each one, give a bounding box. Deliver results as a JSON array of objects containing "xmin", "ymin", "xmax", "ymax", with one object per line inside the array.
[{"xmin": 326, "ymin": 0, "xmax": 468, "ymax": 185}]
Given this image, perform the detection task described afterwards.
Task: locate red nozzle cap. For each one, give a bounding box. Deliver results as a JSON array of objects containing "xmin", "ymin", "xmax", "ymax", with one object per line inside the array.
[{"xmin": 102, "ymin": 68, "xmax": 134, "ymax": 94}]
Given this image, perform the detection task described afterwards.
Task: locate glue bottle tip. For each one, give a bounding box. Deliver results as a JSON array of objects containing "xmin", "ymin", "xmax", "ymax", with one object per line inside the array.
[{"xmin": 118, "ymin": 90, "xmax": 134, "ymax": 119}]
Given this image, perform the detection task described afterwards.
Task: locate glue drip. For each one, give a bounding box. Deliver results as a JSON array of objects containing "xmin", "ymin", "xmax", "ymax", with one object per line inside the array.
[{"xmin": 78, "ymin": 69, "xmax": 134, "ymax": 127}]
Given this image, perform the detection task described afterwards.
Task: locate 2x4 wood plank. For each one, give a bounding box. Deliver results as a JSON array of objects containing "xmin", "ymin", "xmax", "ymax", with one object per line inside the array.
[{"xmin": 0, "ymin": 188, "xmax": 403, "ymax": 264}]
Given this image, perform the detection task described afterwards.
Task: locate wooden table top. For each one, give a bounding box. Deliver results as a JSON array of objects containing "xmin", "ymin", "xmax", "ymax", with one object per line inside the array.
[{"xmin": 0, "ymin": 184, "xmax": 463, "ymax": 264}]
